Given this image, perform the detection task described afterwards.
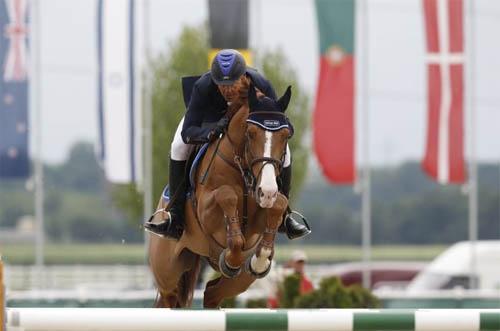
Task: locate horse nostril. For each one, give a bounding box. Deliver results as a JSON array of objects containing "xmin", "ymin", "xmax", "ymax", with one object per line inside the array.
[{"xmin": 273, "ymin": 191, "xmax": 278, "ymax": 198}]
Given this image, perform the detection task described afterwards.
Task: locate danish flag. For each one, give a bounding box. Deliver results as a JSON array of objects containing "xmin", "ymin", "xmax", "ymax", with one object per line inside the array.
[
  {"xmin": 3, "ymin": 0, "xmax": 28, "ymax": 82},
  {"xmin": 422, "ymin": 0, "xmax": 466, "ymax": 184}
]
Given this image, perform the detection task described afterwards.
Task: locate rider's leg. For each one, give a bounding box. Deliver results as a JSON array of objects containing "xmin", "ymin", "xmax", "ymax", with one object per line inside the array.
[
  {"xmin": 278, "ymin": 144, "xmax": 311, "ymax": 240},
  {"xmin": 145, "ymin": 117, "xmax": 192, "ymax": 240}
]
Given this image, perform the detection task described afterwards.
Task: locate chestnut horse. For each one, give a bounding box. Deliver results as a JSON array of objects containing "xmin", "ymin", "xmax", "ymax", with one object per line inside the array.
[{"xmin": 148, "ymin": 84, "xmax": 293, "ymax": 308}]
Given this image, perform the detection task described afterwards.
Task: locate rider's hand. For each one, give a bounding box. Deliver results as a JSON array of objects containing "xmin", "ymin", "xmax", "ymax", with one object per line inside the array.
[
  {"xmin": 208, "ymin": 117, "xmax": 229, "ymax": 141},
  {"xmin": 215, "ymin": 117, "xmax": 229, "ymax": 132}
]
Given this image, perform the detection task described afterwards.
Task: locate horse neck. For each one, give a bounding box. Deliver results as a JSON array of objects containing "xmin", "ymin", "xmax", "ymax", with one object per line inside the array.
[{"xmin": 224, "ymin": 105, "xmax": 249, "ymax": 155}]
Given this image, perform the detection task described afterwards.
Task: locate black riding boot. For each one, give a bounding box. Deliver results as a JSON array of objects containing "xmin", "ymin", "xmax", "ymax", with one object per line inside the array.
[
  {"xmin": 278, "ymin": 165, "xmax": 311, "ymax": 240},
  {"xmin": 144, "ymin": 159, "xmax": 187, "ymax": 240}
]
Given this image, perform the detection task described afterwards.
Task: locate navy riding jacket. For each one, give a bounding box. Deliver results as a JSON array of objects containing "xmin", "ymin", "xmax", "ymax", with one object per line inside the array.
[{"xmin": 181, "ymin": 68, "xmax": 277, "ymax": 144}]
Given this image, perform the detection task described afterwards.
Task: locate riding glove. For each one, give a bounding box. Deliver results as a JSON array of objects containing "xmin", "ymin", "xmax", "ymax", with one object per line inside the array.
[{"xmin": 208, "ymin": 117, "xmax": 229, "ymax": 141}]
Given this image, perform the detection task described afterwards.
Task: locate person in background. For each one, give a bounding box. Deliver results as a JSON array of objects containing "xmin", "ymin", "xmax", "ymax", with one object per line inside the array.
[
  {"xmin": 267, "ymin": 249, "xmax": 314, "ymax": 308},
  {"xmin": 286, "ymin": 249, "xmax": 314, "ymax": 294}
]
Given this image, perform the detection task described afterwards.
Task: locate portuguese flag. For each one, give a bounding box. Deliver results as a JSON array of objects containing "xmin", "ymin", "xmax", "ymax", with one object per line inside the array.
[{"xmin": 314, "ymin": 0, "xmax": 356, "ymax": 184}]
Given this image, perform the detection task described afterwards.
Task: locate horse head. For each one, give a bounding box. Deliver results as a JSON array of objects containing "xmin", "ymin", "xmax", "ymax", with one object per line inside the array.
[{"xmin": 245, "ymin": 84, "xmax": 293, "ymax": 208}]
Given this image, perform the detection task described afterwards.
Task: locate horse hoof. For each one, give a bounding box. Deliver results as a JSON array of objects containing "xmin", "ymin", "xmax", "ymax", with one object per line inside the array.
[
  {"xmin": 244, "ymin": 256, "xmax": 272, "ymax": 279},
  {"xmin": 218, "ymin": 250, "xmax": 241, "ymax": 278}
]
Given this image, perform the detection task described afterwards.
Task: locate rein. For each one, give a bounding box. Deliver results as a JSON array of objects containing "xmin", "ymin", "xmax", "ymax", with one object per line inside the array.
[
  {"xmin": 214, "ymin": 111, "xmax": 290, "ymax": 228},
  {"xmin": 217, "ymin": 117, "xmax": 288, "ymax": 195}
]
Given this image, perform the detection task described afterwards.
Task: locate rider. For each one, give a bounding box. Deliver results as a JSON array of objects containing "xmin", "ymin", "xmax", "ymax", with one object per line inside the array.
[{"xmin": 145, "ymin": 49, "xmax": 310, "ymax": 241}]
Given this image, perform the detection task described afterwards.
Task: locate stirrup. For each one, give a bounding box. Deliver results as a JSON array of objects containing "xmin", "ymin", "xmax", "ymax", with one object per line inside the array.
[
  {"xmin": 282, "ymin": 209, "xmax": 311, "ymax": 240},
  {"xmin": 288, "ymin": 210, "xmax": 310, "ymax": 231},
  {"xmin": 144, "ymin": 210, "xmax": 182, "ymax": 240}
]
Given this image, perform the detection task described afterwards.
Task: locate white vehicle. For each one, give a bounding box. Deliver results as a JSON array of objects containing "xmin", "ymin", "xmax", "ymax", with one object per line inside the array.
[{"xmin": 406, "ymin": 240, "xmax": 500, "ymax": 293}]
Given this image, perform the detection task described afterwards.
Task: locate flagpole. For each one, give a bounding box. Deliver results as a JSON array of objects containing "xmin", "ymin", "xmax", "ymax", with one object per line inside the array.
[
  {"xmin": 142, "ymin": 0, "xmax": 153, "ymax": 259},
  {"xmin": 360, "ymin": 0, "xmax": 371, "ymax": 289},
  {"xmin": 466, "ymin": 0, "xmax": 478, "ymax": 289},
  {"xmin": 31, "ymin": 0, "xmax": 45, "ymax": 270},
  {"xmin": 254, "ymin": 0, "xmax": 261, "ymax": 68}
]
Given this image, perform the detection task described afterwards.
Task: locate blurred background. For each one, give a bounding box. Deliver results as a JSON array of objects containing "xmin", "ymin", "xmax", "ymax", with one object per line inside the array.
[{"xmin": 1, "ymin": 0, "xmax": 500, "ymax": 309}]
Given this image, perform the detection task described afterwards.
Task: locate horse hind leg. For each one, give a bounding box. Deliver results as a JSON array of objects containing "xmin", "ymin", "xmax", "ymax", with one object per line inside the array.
[
  {"xmin": 203, "ymin": 272, "xmax": 256, "ymax": 308},
  {"xmin": 149, "ymin": 233, "xmax": 201, "ymax": 308},
  {"xmin": 176, "ymin": 254, "xmax": 201, "ymax": 307},
  {"xmin": 154, "ymin": 291, "xmax": 178, "ymax": 308}
]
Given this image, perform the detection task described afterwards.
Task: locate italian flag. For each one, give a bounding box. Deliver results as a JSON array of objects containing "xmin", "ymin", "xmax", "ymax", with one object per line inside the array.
[{"xmin": 313, "ymin": 0, "xmax": 356, "ymax": 184}]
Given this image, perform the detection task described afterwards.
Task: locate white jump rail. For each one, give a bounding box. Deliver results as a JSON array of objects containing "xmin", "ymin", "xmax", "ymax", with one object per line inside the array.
[
  {"xmin": 2, "ymin": 262, "xmax": 500, "ymax": 331},
  {"xmin": 4, "ymin": 308, "xmax": 500, "ymax": 331}
]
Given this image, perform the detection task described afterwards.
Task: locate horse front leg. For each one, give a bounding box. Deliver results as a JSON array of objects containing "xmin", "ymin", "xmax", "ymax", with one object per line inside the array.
[
  {"xmin": 214, "ymin": 185, "xmax": 245, "ymax": 278},
  {"xmin": 245, "ymin": 194, "xmax": 287, "ymax": 278}
]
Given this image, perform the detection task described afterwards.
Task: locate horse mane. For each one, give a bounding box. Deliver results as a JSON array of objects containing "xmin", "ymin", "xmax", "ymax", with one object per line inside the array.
[{"xmin": 225, "ymin": 87, "xmax": 265, "ymax": 121}]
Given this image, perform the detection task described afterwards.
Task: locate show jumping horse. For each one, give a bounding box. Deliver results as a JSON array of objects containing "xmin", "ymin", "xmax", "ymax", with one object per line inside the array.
[{"xmin": 148, "ymin": 83, "xmax": 294, "ymax": 308}]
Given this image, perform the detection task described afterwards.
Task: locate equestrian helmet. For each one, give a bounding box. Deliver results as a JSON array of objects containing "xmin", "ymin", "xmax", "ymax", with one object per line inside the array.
[{"xmin": 210, "ymin": 49, "xmax": 246, "ymax": 85}]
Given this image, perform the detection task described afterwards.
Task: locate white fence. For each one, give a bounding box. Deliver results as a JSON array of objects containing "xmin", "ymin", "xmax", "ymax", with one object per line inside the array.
[
  {"xmin": 4, "ymin": 265, "xmax": 154, "ymax": 291},
  {"xmin": 5, "ymin": 308, "xmax": 500, "ymax": 331}
]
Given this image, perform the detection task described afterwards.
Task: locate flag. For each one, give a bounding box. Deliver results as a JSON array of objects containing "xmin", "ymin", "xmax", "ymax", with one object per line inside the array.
[
  {"xmin": 208, "ymin": 0, "xmax": 252, "ymax": 65},
  {"xmin": 422, "ymin": 0, "xmax": 466, "ymax": 184},
  {"xmin": 97, "ymin": 0, "xmax": 141, "ymax": 184},
  {"xmin": 313, "ymin": 0, "xmax": 356, "ymax": 184},
  {"xmin": 0, "ymin": 0, "xmax": 30, "ymax": 178}
]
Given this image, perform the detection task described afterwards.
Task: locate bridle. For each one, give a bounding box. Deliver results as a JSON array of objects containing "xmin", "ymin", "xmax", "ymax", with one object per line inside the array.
[
  {"xmin": 219, "ymin": 111, "xmax": 292, "ymax": 196},
  {"xmin": 243, "ymin": 130, "xmax": 286, "ymax": 195}
]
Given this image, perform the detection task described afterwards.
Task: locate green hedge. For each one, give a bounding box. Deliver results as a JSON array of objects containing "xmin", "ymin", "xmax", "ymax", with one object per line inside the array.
[{"xmin": 246, "ymin": 275, "xmax": 380, "ymax": 309}]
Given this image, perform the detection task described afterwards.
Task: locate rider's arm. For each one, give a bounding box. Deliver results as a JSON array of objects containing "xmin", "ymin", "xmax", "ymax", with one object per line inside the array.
[
  {"xmin": 261, "ymin": 79, "xmax": 277, "ymax": 100},
  {"xmin": 181, "ymin": 85, "xmax": 215, "ymax": 144},
  {"xmin": 247, "ymin": 71, "xmax": 277, "ymax": 100}
]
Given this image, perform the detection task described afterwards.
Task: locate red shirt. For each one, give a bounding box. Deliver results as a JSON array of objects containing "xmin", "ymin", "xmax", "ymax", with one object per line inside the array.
[{"xmin": 299, "ymin": 275, "xmax": 314, "ymax": 294}]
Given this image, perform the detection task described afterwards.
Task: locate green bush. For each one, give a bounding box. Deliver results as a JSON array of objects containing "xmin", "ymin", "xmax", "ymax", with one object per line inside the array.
[
  {"xmin": 220, "ymin": 296, "xmax": 237, "ymax": 308},
  {"xmin": 280, "ymin": 275, "xmax": 380, "ymax": 309},
  {"xmin": 280, "ymin": 273, "xmax": 301, "ymax": 308},
  {"xmin": 245, "ymin": 298, "xmax": 268, "ymax": 308},
  {"xmin": 347, "ymin": 284, "xmax": 381, "ymax": 308}
]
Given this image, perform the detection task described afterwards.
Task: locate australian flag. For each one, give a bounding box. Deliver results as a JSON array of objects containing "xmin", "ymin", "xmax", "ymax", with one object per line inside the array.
[{"xmin": 0, "ymin": 0, "xmax": 29, "ymax": 178}]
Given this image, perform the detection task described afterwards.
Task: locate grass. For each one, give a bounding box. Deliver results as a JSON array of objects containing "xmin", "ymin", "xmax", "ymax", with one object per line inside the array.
[
  {"xmin": 0, "ymin": 243, "xmax": 148, "ymax": 265},
  {"xmin": 0, "ymin": 243, "xmax": 447, "ymax": 265}
]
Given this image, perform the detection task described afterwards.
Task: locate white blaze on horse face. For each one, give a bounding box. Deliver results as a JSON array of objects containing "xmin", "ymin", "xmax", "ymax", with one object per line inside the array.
[{"xmin": 258, "ymin": 131, "xmax": 278, "ymax": 208}]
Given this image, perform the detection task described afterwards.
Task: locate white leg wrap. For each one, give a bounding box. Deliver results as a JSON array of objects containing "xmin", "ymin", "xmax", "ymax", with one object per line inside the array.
[
  {"xmin": 251, "ymin": 247, "xmax": 272, "ymax": 274},
  {"xmin": 170, "ymin": 117, "xmax": 194, "ymax": 161}
]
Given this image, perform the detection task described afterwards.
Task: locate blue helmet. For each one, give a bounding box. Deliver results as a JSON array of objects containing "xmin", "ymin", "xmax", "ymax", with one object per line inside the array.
[{"xmin": 210, "ymin": 49, "xmax": 246, "ymax": 85}]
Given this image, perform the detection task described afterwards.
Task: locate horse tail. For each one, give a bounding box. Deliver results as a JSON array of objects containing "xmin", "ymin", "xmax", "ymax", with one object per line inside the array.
[{"xmin": 177, "ymin": 254, "xmax": 201, "ymax": 307}]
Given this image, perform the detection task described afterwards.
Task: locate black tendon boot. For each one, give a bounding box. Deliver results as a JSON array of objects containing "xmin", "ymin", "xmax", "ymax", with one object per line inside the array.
[
  {"xmin": 278, "ymin": 165, "xmax": 311, "ymax": 240},
  {"xmin": 144, "ymin": 159, "xmax": 187, "ymax": 240}
]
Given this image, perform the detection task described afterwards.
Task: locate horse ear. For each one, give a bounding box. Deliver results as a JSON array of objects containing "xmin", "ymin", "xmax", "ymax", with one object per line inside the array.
[
  {"xmin": 248, "ymin": 83, "xmax": 259, "ymax": 110},
  {"xmin": 277, "ymin": 86, "xmax": 292, "ymax": 112}
]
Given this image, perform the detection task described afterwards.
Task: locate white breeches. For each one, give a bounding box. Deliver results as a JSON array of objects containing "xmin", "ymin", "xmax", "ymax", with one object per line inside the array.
[
  {"xmin": 170, "ymin": 117, "xmax": 291, "ymax": 168},
  {"xmin": 170, "ymin": 117, "xmax": 194, "ymax": 161}
]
